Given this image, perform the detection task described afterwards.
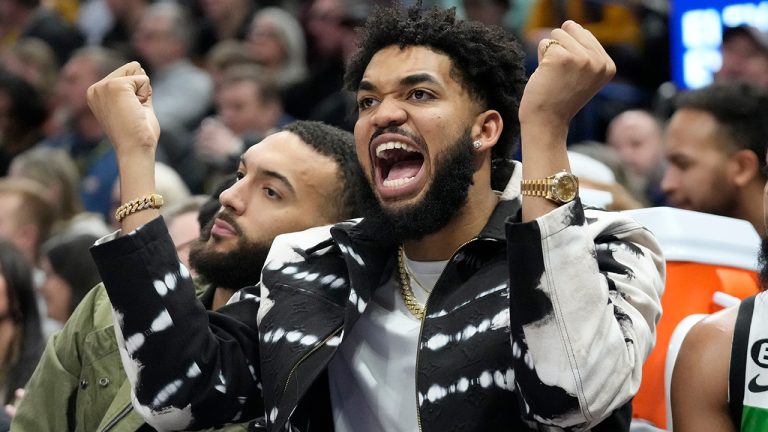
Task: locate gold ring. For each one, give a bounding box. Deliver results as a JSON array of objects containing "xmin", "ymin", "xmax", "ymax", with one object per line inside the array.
[{"xmin": 543, "ymin": 38, "xmax": 561, "ymax": 55}]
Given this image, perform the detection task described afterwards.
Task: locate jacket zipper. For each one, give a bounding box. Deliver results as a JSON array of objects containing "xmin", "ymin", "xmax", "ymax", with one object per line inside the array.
[
  {"xmin": 280, "ymin": 324, "xmax": 344, "ymax": 422},
  {"xmin": 414, "ymin": 237, "xmax": 478, "ymax": 432},
  {"xmin": 99, "ymin": 402, "xmax": 133, "ymax": 432}
]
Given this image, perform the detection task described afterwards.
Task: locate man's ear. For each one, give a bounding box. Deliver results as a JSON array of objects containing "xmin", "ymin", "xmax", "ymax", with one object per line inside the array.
[
  {"xmin": 730, "ymin": 148, "xmax": 761, "ymax": 187},
  {"xmin": 470, "ymin": 110, "xmax": 503, "ymax": 151}
]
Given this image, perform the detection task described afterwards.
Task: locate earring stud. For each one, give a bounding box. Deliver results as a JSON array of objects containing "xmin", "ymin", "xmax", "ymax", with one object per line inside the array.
[{"xmin": 472, "ymin": 140, "xmax": 482, "ymax": 150}]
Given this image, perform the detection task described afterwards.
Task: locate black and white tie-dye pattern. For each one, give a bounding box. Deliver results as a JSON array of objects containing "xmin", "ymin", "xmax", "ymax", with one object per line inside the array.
[{"xmin": 91, "ymin": 162, "xmax": 665, "ymax": 431}]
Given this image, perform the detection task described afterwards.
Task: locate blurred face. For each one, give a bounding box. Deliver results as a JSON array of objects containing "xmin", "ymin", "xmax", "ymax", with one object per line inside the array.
[
  {"xmin": 716, "ymin": 34, "xmax": 768, "ymax": 88},
  {"xmin": 248, "ymin": 17, "xmax": 286, "ymax": 69},
  {"xmin": 216, "ymin": 80, "xmax": 272, "ymax": 136},
  {"xmin": 132, "ymin": 14, "xmax": 178, "ymax": 68},
  {"xmin": 56, "ymin": 56, "xmax": 99, "ymax": 118},
  {"xmin": 189, "ymin": 131, "xmax": 341, "ymax": 288},
  {"xmin": 661, "ymin": 109, "xmax": 739, "ymax": 216},
  {"xmin": 167, "ymin": 210, "xmax": 200, "ymax": 271},
  {"xmin": 39, "ymin": 256, "xmax": 71, "ymax": 323},
  {"xmin": 305, "ymin": 0, "xmax": 344, "ymax": 57},
  {"xmin": 607, "ymin": 112, "xmax": 664, "ymax": 176}
]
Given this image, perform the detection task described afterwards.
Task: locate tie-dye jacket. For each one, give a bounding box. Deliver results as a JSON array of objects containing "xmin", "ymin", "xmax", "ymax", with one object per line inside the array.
[{"xmin": 91, "ymin": 170, "xmax": 665, "ymax": 432}]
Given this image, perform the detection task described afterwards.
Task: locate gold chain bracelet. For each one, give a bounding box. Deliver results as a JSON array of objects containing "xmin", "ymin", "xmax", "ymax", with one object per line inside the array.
[{"xmin": 114, "ymin": 194, "xmax": 164, "ymax": 223}]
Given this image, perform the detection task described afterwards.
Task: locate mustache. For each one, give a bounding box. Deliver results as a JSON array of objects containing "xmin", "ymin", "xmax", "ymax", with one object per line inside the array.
[
  {"xmin": 369, "ymin": 126, "xmax": 425, "ymax": 148},
  {"xmin": 213, "ymin": 210, "xmax": 244, "ymax": 237}
]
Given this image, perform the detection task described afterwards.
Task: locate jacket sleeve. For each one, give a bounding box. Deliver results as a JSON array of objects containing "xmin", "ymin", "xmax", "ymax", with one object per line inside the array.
[
  {"xmin": 90, "ymin": 217, "xmax": 264, "ymax": 431},
  {"xmin": 505, "ymin": 200, "xmax": 665, "ymax": 430}
]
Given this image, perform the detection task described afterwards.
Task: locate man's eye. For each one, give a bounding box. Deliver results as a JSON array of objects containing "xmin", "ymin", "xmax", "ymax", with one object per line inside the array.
[
  {"xmin": 410, "ymin": 90, "xmax": 432, "ymax": 101},
  {"xmin": 358, "ymin": 97, "xmax": 377, "ymax": 110},
  {"xmin": 264, "ymin": 187, "xmax": 280, "ymax": 199}
]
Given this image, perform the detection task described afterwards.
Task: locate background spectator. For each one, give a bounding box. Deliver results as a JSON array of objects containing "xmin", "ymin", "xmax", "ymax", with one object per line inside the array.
[
  {"xmin": 662, "ymin": 81, "xmax": 768, "ymax": 232},
  {"xmin": 606, "ymin": 109, "xmax": 666, "ymax": 206},
  {"xmin": 132, "ymin": 1, "xmax": 212, "ymax": 133},
  {"xmin": 247, "ymin": 6, "xmax": 307, "ymax": 90},
  {"xmin": 0, "ymin": 178, "xmax": 54, "ymax": 265},
  {"xmin": 0, "ymin": 239, "xmax": 43, "ymax": 416},
  {"xmin": 8, "ymin": 146, "xmax": 109, "ymax": 238},
  {"xmin": 38, "ymin": 233, "xmax": 100, "ymax": 324},
  {"xmin": 0, "ymin": 69, "xmax": 47, "ymax": 176},
  {"xmin": 41, "ymin": 46, "xmax": 124, "ymax": 220},
  {"xmin": 715, "ymin": 25, "xmax": 768, "ymax": 89},
  {"xmin": 0, "ymin": 0, "xmax": 84, "ymax": 65}
]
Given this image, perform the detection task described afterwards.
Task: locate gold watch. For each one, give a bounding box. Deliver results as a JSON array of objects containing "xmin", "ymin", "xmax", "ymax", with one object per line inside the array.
[{"xmin": 520, "ymin": 171, "xmax": 579, "ymax": 204}]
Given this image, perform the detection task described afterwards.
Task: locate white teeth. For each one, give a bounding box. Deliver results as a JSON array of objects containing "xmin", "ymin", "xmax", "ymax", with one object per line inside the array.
[
  {"xmin": 382, "ymin": 176, "xmax": 416, "ymax": 188},
  {"xmin": 375, "ymin": 142, "xmax": 419, "ymax": 159}
]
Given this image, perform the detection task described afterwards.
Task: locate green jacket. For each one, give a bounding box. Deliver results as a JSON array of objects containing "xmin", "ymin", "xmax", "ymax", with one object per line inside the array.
[{"xmin": 11, "ymin": 282, "xmax": 248, "ymax": 432}]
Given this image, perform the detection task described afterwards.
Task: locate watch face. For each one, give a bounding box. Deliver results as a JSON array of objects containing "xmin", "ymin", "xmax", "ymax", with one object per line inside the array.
[{"xmin": 552, "ymin": 172, "xmax": 578, "ymax": 202}]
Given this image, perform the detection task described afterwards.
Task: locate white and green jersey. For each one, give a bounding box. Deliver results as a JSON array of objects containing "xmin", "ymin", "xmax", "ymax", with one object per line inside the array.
[{"xmin": 730, "ymin": 291, "xmax": 768, "ymax": 430}]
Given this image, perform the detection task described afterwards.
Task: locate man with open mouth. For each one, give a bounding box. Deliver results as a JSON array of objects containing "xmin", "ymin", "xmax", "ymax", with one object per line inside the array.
[{"xmin": 86, "ymin": 3, "xmax": 665, "ymax": 431}]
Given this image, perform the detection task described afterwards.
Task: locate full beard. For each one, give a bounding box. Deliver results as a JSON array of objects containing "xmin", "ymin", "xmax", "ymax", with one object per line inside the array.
[
  {"xmin": 188, "ymin": 217, "xmax": 271, "ymax": 290},
  {"xmin": 758, "ymin": 234, "xmax": 768, "ymax": 291},
  {"xmin": 360, "ymin": 129, "xmax": 476, "ymax": 243}
]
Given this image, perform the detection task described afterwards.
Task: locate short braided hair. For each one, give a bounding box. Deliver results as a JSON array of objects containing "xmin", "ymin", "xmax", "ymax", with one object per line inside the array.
[{"xmin": 344, "ymin": 2, "xmax": 527, "ymax": 162}]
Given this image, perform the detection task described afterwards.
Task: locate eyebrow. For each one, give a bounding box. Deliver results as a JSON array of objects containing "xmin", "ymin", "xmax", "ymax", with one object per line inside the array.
[
  {"xmin": 357, "ymin": 73, "xmax": 442, "ymax": 92},
  {"xmin": 262, "ymin": 169, "xmax": 295, "ymax": 195},
  {"xmin": 239, "ymin": 156, "xmax": 296, "ymax": 195}
]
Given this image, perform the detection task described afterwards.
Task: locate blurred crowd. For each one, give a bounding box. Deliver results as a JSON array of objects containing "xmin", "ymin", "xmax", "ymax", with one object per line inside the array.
[{"xmin": 0, "ymin": 0, "xmax": 767, "ymax": 429}]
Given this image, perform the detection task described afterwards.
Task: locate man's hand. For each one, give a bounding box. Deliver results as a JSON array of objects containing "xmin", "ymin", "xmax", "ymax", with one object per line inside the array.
[
  {"xmin": 87, "ymin": 62, "xmax": 160, "ymax": 159},
  {"xmin": 4, "ymin": 388, "xmax": 24, "ymax": 418},
  {"xmin": 87, "ymin": 61, "xmax": 162, "ymax": 233},
  {"xmin": 517, "ymin": 21, "xmax": 616, "ymax": 222},
  {"xmin": 519, "ymin": 20, "xmax": 616, "ymax": 131}
]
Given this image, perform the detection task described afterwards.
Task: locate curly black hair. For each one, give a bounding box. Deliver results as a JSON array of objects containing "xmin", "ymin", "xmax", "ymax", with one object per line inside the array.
[
  {"xmin": 281, "ymin": 120, "xmax": 365, "ymax": 220},
  {"xmin": 675, "ymin": 81, "xmax": 768, "ymax": 179},
  {"xmin": 344, "ymin": 2, "xmax": 527, "ymax": 163}
]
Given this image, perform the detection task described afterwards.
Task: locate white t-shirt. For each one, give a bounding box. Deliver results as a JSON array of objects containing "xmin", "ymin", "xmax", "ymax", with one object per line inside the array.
[{"xmin": 328, "ymin": 255, "xmax": 447, "ymax": 431}]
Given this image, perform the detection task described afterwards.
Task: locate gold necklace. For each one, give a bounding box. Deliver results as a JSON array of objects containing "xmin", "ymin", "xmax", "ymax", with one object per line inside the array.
[{"xmin": 397, "ymin": 245, "xmax": 425, "ymax": 320}]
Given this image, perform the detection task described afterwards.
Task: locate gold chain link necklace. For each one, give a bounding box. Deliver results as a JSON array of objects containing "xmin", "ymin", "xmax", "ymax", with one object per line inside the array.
[{"xmin": 397, "ymin": 245, "xmax": 426, "ymax": 320}]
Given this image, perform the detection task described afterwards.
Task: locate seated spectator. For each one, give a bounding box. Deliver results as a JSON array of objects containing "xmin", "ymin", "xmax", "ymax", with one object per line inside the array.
[
  {"xmin": 715, "ymin": 25, "xmax": 768, "ymax": 89},
  {"xmin": 38, "ymin": 233, "xmax": 101, "ymax": 324},
  {"xmin": 195, "ymin": 64, "xmax": 292, "ymax": 187},
  {"xmin": 0, "ymin": 37, "xmax": 59, "ymax": 107},
  {"xmin": 41, "ymin": 46, "xmax": 125, "ymax": 220},
  {"xmin": 204, "ymin": 39, "xmax": 255, "ymax": 93},
  {"xmin": 161, "ymin": 195, "xmax": 208, "ymax": 272},
  {"xmin": 0, "ymin": 69, "xmax": 48, "ymax": 176},
  {"xmin": 606, "ymin": 109, "xmax": 667, "ymax": 206},
  {"xmin": 0, "ymin": 0, "xmax": 84, "ymax": 66},
  {"xmin": 132, "ymin": 1, "xmax": 213, "ymax": 132},
  {"xmin": 662, "ymin": 81, "xmax": 768, "ymax": 232},
  {"xmin": 0, "ymin": 240, "xmax": 43, "ymax": 427},
  {"xmin": 246, "ymin": 7, "xmax": 307, "ymax": 90},
  {"xmin": 0, "ymin": 178, "xmax": 54, "ymax": 266},
  {"xmin": 192, "ymin": 0, "xmax": 257, "ymax": 60},
  {"xmin": 8, "ymin": 146, "xmax": 110, "ymax": 238}
]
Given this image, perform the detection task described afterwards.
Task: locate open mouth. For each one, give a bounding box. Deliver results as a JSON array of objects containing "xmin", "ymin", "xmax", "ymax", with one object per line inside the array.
[{"xmin": 375, "ymin": 141, "xmax": 425, "ymax": 189}]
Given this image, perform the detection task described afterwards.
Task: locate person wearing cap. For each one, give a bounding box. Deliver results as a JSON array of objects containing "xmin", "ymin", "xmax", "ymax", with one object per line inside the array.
[{"xmin": 715, "ymin": 24, "xmax": 768, "ymax": 88}]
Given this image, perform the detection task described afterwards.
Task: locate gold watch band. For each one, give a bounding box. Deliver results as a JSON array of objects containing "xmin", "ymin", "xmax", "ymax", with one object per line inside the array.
[{"xmin": 520, "ymin": 178, "xmax": 551, "ymax": 198}]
